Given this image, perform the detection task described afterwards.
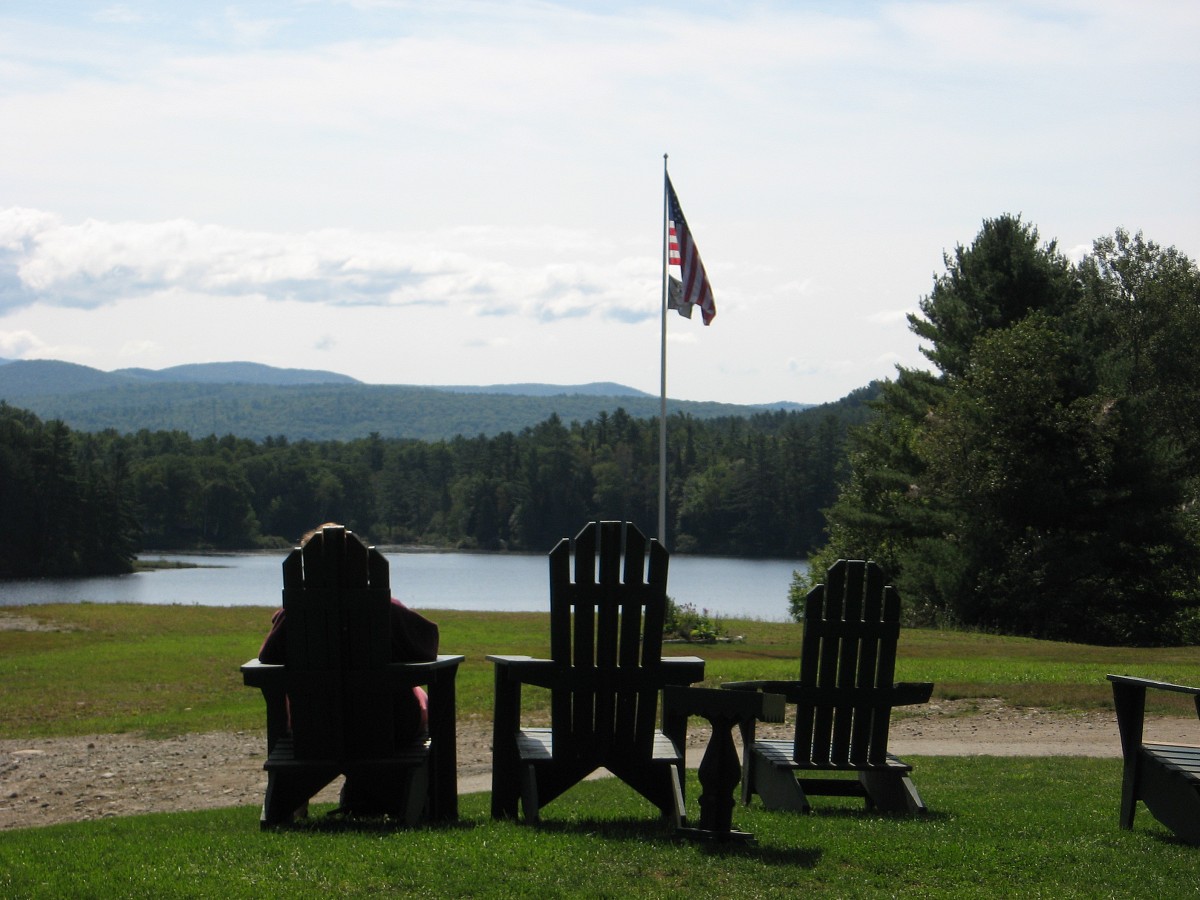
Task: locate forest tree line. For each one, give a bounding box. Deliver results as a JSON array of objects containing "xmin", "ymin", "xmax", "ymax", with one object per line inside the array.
[{"xmin": 0, "ymin": 392, "xmax": 874, "ymax": 579}]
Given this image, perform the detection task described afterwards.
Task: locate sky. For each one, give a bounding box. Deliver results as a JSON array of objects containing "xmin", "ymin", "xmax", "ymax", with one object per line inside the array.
[{"xmin": 0, "ymin": 1, "xmax": 1196, "ymax": 406}]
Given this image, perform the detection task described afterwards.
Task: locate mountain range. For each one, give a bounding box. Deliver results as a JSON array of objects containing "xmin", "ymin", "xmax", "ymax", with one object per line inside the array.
[{"xmin": 0, "ymin": 359, "xmax": 815, "ymax": 442}]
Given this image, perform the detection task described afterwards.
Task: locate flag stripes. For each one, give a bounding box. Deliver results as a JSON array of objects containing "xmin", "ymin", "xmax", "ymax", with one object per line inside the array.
[{"xmin": 665, "ymin": 174, "xmax": 715, "ymax": 325}]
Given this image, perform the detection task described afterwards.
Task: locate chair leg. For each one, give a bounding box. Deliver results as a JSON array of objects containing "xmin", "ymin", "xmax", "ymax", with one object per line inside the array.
[
  {"xmin": 751, "ymin": 755, "xmax": 811, "ymax": 813},
  {"xmin": 490, "ymin": 740, "xmax": 522, "ymax": 820},
  {"xmin": 860, "ymin": 770, "xmax": 927, "ymax": 815},
  {"xmin": 520, "ymin": 764, "xmax": 540, "ymax": 824},
  {"xmin": 740, "ymin": 751, "xmax": 757, "ymax": 806},
  {"xmin": 1119, "ymin": 758, "xmax": 1140, "ymax": 830},
  {"xmin": 669, "ymin": 763, "xmax": 686, "ymax": 829},
  {"xmin": 491, "ymin": 773, "xmax": 519, "ymax": 820},
  {"xmin": 738, "ymin": 718, "xmax": 757, "ymax": 805},
  {"xmin": 261, "ymin": 768, "xmax": 337, "ymax": 828},
  {"xmin": 403, "ymin": 763, "xmax": 430, "ymax": 827}
]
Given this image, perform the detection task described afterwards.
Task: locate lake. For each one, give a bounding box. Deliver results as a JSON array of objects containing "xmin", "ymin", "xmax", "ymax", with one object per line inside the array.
[{"xmin": 0, "ymin": 551, "xmax": 807, "ymax": 622}]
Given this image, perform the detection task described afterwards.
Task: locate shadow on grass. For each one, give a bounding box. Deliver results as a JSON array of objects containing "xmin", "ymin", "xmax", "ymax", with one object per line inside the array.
[
  {"xmin": 532, "ymin": 816, "xmax": 822, "ymax": 867},
  {"xmin": 1142, "ymin": 827, "xmax": 1200, "ymax": 849}
]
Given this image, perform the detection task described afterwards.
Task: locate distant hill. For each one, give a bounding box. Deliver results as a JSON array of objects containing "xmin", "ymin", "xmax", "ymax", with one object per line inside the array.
[
  {"xmin": 0, "ymin": 360, "xmax": 358, "ymax": 398},
  {"xmin": 115, "ymin": 361, "xmax": 360, "ymax": 386},
  {"xmin": 431, "ymin": 381, "xmax": 650, "ymax": 398},
  {"xmin": 0, "ymin": 359, "xmax": 139, "ymax": 397},
  {"xmin": 0, "ymin": 359, "xmax": 821, "ymax": 441}
]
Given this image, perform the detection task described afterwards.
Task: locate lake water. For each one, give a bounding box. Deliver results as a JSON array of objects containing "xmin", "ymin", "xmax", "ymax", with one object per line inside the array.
[{"xmin": 0, "ymin": 551, "xmax": 807, "ymax": 622}]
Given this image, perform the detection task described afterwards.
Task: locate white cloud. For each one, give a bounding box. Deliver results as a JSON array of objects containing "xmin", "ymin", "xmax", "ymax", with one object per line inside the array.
[
  {"xmin": 787, "ymin": 356, "xmax": 855, "ymax": 379},
  {"xmin": 0, "ymin": 208, "xmax": 664, "ymax": 328},
  {"xmin": 1065, "ymin": 243, "xmax": 1092, "ymax": 263},
  {"xmin": 0, "ymin": 328, "xmax": 48, "ymax": 357},
  {"xmin": 864, "ymin": 308, "xmax": 916, "ymax": 326},
  {"xmin": 118, "ymin": 339, "xmax": 159, "ymax": 358}
]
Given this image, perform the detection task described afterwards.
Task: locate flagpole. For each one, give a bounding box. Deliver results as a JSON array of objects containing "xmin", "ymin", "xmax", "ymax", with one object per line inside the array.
[{"xmin": 658, "ymin": 153, "xmax": 669, "ymax": 546}]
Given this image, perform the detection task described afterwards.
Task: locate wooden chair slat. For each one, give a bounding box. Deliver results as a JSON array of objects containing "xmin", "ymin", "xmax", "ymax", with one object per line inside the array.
[
  {"xmin": 830, "ymin": 563, "xmax": 864, "ymax": 764},
  {"xmin": 849, "ymin": 564, "xmax": 884, "ymax": 763}
]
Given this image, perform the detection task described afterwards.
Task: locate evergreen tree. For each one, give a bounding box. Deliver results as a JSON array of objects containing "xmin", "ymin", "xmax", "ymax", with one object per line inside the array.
[{"xmin": 805, "ymin": 218, "xmax": 1200, "ymax": 644}]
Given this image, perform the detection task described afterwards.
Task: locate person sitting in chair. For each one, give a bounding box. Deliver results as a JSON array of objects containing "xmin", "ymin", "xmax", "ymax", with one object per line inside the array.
[{"xmin": 257, "ymin": 523, "xmax": 440, "ymax": 814}]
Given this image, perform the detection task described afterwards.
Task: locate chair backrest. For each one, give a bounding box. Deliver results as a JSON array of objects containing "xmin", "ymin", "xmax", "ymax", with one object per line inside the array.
[
  {"xmin": 548, "ymin": 520, "xmax": 669, "ymax": 760},
  {"xmin": 281, "ymin": 524, "xmax": 394, "ymax": 760},
  {"xmin": 794, "ymin": 559, "xmax": 902, "ymax": 767}
]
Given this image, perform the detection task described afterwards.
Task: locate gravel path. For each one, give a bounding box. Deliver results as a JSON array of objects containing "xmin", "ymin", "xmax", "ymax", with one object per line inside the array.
[{"xmin": 4, "ymin": 698, "xmax": 1194, "ymax": 831}]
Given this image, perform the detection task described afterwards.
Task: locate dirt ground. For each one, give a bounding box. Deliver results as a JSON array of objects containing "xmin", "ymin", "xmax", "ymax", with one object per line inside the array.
[{"xmin": 3, "ymin": 699, "xmax": 1196, "ymax": 831}]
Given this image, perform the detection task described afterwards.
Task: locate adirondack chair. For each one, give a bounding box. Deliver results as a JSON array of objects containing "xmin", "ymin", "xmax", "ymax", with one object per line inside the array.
[
  {"xmin": 488, "ymin": 520, "xmax": 706, "ymax": 823},
  {"xmin": 724, "ymin": 559, "xmax": 933, "ymax": 814},
  {"xmin": 241, "ymin": 525, "xmax": 464, "ymax": 828},
  {"xmin": 1107, "ymin": 674, "xmax": 1200, "ymax": 845}
]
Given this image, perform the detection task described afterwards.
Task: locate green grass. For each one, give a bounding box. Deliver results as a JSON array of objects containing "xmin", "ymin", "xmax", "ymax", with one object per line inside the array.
[
  {"xmin": 2, "ymin": 761, "xmax": 1199, "ymax": 898},
  {"xmin": 3, "ymin": 604, "xmax": 1200, "ymax": 897},
  {"xmin": 3, "ymin": 604, "xmax": 1200, "ymax": 739}
]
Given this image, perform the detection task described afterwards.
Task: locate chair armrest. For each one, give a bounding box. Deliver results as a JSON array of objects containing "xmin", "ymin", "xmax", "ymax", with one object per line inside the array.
[
  {"xmin": 487, "ymin": 656, "xmax": 704, "ymax": 693},
  {"xmin": 427, "ymin": 654, "xmax": 468, "ymax": 668},
  {"xmin": 893, "ymin": 681, "xmax": 935, "ymax": 706},
  {"xmin": 1108, "ymin": 673, "xmax": 1200, "ymax": 757},
  {"xmin": 1107, "ymin": 674, "xmax": 1200, "ymax": 696},
  {"xmin": 244, "ymin": 655, "xmax": 464, "ymax": 690},
  {"xmin": 241, "ymin": 658, "xmax": 284, "ymax": 688},
  {"xmin": 345, "ymin": 655, "xmax": 465, "ymax": 692},
  {"xmin": 487, "ymin": 654, "xmax": 558, "ymax": 689},
  {"xmin": 722, "ymin": 680, "xmax": 933, "ymax": 707},
  {"xmin": 387, "ymin": 653, "xmax": 465, "ymax": 683},
  {"xmin": 659, "ymin": 657, "xmax": 706, "ymax": 686},
  {"xmin": 487, "ymin": 654, "xmax": 538, "ymax": 665}
]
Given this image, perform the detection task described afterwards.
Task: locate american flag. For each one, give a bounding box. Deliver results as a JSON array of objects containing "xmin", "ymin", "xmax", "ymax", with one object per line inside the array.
[{"xmin": 665, "ymin": 174, "xmax": 715, "ymax": 325}]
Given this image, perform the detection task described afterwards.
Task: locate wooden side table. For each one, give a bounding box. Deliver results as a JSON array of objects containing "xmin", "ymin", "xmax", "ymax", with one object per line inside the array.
[{"xmin": 663, "ymin": 685, "xmax": 785, "ymax": 843}]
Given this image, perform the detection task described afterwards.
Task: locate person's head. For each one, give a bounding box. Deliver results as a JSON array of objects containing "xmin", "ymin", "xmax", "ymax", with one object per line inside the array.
[{"xmin": 300, "ymin": 522, "xmax": 345, "ymax": 546}]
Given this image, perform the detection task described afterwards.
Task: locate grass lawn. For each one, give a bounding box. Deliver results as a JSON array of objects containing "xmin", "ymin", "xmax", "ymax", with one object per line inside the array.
[
  {"xmin": 1, "ymin": 603, "xmax": 1199, "ymax": 897},
  {"xmin": 2, "ymin": 760, "xmax": 1199, "ymax": 898},
  {"xmin": 3, "ymin": 603, "xmax": 1199, "ymax": 739}
]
